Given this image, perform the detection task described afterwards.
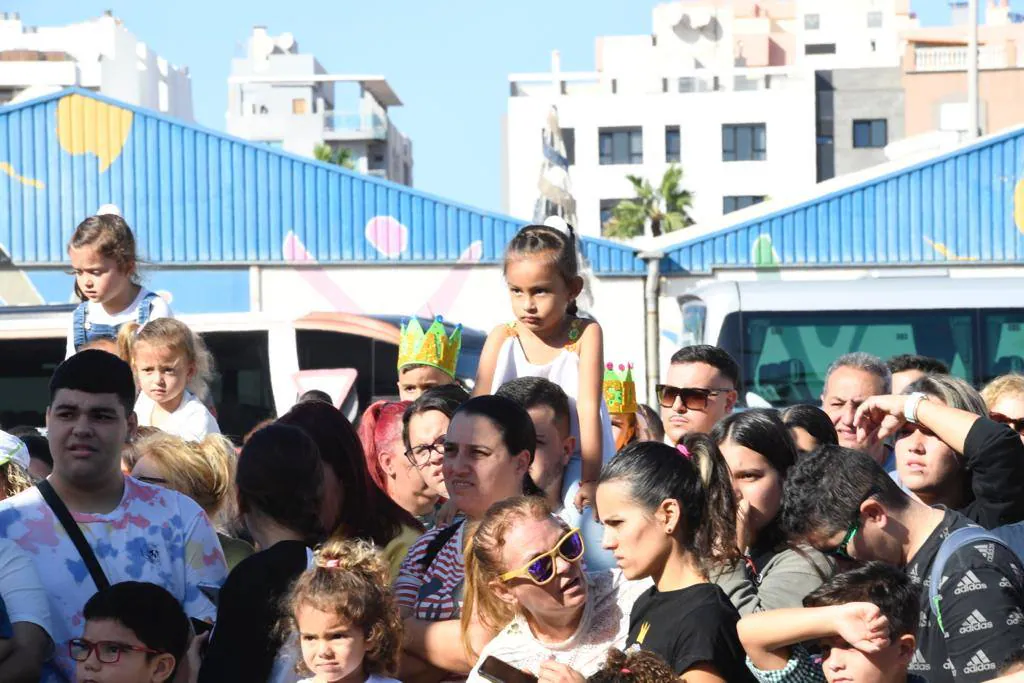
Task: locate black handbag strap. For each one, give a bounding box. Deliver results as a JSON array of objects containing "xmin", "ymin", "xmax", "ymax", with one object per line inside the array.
[{"xmin": 37, "ymin": 480, "xmax": 111, "ymax": 591}]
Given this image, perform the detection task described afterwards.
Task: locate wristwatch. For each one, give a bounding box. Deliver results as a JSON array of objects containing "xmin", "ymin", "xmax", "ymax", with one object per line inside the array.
[{"xmin": 904, "ymin": 392, "xmax": 930, "ymax": 424}]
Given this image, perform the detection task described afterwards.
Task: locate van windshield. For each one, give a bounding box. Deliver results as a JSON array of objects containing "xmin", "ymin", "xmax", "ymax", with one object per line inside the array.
[{"xmin": 721, "ymin": 309, "xmax": 1024, "ymax": 407}]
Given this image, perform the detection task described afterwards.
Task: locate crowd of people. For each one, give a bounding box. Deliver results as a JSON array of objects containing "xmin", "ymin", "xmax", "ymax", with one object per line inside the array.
[{"xmin": 0, "ymin": 210, "xmax": 1022, "ymax": 683}]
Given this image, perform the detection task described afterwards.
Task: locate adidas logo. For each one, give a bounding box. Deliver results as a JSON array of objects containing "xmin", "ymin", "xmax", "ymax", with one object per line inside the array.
[
  {"xmin": 958, "ymin": 609, "xmax": 993, "ymax": 634},
  {"xmin": 954, "ymin": 571, "xmax": 988, "ymax": 595},
  {"xmin": 1001, "ymin": 576, "xmax": 1013, "ymax": 588},
  {"xmin": 943, "ymin": 659, "xmax": 955, "ymax": 673},
  {"xmin": 909, "ymin": 650, "xmax": 931, "ymax": 671},
  {"xmin": 964, "ymin": 650, "xmax": 996, "ymax": 674},
  {"xmin": 974, "ymin": 542, "xmax": 995, "ymax": 562},
  {"xmin": 1009, "ymin": 609, "xmax": 1024, "ymax": 626}
]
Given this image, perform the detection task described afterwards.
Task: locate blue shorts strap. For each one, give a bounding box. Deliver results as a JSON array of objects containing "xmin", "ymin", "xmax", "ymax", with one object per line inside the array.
[
  {"xmin": 72, "ymin": 302, "xmax": 89, "ymax": 350},
  {"xmin": 927, "ymin": 525, "xmax": 1008, "ymax": 632},
  {"xmin": 137, "ymin": 291, "xmax": 160, "ymax": 326}
]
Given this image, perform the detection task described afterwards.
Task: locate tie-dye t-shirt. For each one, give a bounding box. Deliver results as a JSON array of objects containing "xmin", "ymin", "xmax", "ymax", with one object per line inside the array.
[{"xmin": 0, "ymin": 477, "xmax": 228, "ymax": 682}]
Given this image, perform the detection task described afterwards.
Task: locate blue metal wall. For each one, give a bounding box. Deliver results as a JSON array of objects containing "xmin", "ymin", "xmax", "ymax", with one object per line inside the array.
[
  {"xmin": 0, "ymin": 89, "xmax": 645, "ymax": 275},
  {"xmin": 661, "ymin": 126, "xmax": 1024, "ymax": 273}
]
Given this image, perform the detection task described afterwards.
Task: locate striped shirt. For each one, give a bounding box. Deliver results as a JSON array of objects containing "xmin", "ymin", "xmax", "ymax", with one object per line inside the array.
[{"xmin": 394, "ymin": 522, "xmax": 467, "ymax": 621}]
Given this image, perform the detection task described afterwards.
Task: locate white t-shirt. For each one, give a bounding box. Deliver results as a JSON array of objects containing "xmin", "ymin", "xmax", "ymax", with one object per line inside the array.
[
  {"xmin": 0, "ymin": 477, "xmax": 228, "ymax": 682},
  {"xmin": 467, "ymin": 570, "xmax": 652, "ymax": 681},
  {"xmin": 65, "ymin": 287, "xmax": 172, "ymax": 358},
  {"xmin": 135, "ymin": 390, "xmax": 220, "ymax": 442},
  {"xmin": 0, "ymin": 538, "xmax": 52, "ymax": 639}
]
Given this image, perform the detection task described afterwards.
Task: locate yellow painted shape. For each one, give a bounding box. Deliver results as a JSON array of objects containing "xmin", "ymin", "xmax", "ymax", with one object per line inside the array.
[
  {"xmin": 0, "ymin": 162, "xmax": 44, "ymax": 189},
  {"xmin": 56, "ymin": 94, "xmax": 133, "ymax": 172},
  {"xmin": 1015, "ymin": 177, "xmax": 1024, "ymax": 234},
  {"xmin": 924, "ymin": 237, "xmax": 978, "ymax": 262}
]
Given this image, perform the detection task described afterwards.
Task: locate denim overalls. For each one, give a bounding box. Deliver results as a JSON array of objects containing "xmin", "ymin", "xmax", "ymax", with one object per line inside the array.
[{"xmin": 71, "ymin": 291, "xmax": 159, "ymax": 351}]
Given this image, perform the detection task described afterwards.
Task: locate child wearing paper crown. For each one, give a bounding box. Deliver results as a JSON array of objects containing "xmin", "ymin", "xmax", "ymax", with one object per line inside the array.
[
  {"xmin": 396, "ymin": 317, "xmax": 462, "ymax": 402},
  {"xmin": 605, "ymin": 363, "xmax": 639, "ymax": 452}
]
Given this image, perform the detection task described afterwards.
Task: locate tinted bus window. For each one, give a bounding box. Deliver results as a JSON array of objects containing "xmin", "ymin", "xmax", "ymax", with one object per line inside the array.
[
  {"xmin": 0, "ymin": 338, "xmax": 65, "ymax": 428},
  {"xmin": 296, "ymin": 330, "xmax": 399, "ymax": 410},
  {"xmin": 203, "ymin": 331, "xmax": 274, "ymax": 444},
  {"xmin": 981, "ymin": 310, "xmax": 1024, "ymax": 383}
]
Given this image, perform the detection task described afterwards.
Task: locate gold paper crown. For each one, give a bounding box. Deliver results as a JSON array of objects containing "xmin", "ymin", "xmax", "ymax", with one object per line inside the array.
[
  {"xmin": 604, "ymin": 362, "xmax": 638, "ymax": 414},
  {"xmin": 397, "ymin": 316, "xmax": 462, "ymax": 378}
]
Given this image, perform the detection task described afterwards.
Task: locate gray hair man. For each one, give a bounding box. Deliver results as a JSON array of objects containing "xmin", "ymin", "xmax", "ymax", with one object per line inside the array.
[{"xmin": 820, "ymin": 352, "xmax": 892, "ymax": 467}]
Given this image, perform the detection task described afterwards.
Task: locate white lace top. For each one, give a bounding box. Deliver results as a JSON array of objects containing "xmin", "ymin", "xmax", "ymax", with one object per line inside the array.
[{"xmin": 466, "ymin": 570, "xmax": 651, "ymax": 681}]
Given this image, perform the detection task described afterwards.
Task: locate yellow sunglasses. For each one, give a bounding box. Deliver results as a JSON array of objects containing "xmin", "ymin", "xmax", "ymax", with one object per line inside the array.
[{"xmin": 499, "ymin": 528, "xmax": 585, "ymax": 586}]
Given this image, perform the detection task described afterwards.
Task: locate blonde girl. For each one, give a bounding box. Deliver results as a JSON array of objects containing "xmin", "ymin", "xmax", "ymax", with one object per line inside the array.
[
  {"xmin": 119, "ymin": 318, "xmax": 219, "ymax": 441},
  {"xmin": 131, "ymin": 430, "xmax": 253, "ymax": 570},
  {"xmin": 474, "ymin": 218, "xmax": 616, "ymax": 571},
  {"xmin": 66, "ymin": 212, "xmax": 172, "ymax": 358},
  {"xmin": 282, "ymin": 539, "xmax": 402, "ymax": 683},
  {"xmin": 982, "ymin": 374, "xmax": 1024, "ymax": 441}
]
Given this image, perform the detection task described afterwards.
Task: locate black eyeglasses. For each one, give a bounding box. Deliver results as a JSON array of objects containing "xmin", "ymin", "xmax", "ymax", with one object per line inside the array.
[
  {"xmin": 655, "ymin": 384, "xmax": 732, "ymax": 410},
  {"xmin": 991, "ymin": 412, "xmax": 1024, "ymax": 435},
  {"xmin": 69, "ymin": 638, "xmax": 161, "ymax": 664},
  {"xmin": 405, "ymin": 438, "xmax": 445, "ymax": 468}
]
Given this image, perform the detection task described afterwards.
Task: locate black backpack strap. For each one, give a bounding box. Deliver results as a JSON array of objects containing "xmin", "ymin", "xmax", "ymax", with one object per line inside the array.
[
  {"xmin": 37, "ymin": 480, "xmax": 111, "ymax": 592},
  {"xmin": 417, "ymin": 519, "xmax": 464, "ymax": 570}
]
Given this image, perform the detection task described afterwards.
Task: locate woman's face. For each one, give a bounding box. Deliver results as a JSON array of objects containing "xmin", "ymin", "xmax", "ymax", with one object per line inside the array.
[
  {"xmin": 719, "ymin": 438, "xmax": 783, "ymax": 542},
  {"xmin": 442, "ymin": 412, "xmax": 529, "ymax": 520},
  {"xmin": 596, "ymin": 479, "xmax": 672, "ymax": 581},
  {"xmin": 407, "ymin": 410, "xmax": 451, "ymax": 498},
  {"xmin": 895, "ymin": 398, "xmax": 961, "ymax": 502},
  {"xmin": 496, "ymin": 517, "xmax": 587, "ymax": 626},
  {"xmin": 990, "ymin": 393, "xmax": 1024, "ymax": 445}
]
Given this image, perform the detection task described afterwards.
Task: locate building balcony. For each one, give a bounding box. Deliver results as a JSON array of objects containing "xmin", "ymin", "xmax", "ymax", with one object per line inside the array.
[
  {"xmin": 909, "ymin": 43, "xmax": 1023, "ymax": 72},
  {"xmin": 509, "ymin": 67, "xmax": 799, "ymax": 98},
  {"xmin": 322, "ymin": 110, "xmax": 387, "ymax": 141}
]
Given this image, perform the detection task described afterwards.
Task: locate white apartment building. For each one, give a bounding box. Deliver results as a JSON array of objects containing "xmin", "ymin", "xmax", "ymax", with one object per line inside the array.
[
  {"xmin": 504, "ymin": 0, "xmax": 919, "ymax": 237},
  {"xmin": 226, "ymin": 27, "xmax": 413, "ymax": 186},
  {"xmin": 0, "ymin": 11, "xmax": 193, "ymax": 120}
]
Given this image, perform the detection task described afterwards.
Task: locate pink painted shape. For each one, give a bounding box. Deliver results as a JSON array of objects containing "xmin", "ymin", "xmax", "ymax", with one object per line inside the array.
[
  {"xmin": 365, "ymin": 216, "xmax": 409, "ymax": 258},
  {"xmin": 293, "ymin": 368, "xmax": 359, "ymax": 408},
  {"xmin": 416, "ymin": 241, "xmax": 484, "ymax": 318},
  {"xmin": 282, "ymin": 232, "xmax": 363, "ymax": 313}
]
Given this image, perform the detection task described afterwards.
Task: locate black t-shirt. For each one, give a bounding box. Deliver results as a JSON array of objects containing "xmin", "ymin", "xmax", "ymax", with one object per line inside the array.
[
  {"xmin": 625, "ymin": 582, "xmax": 755, "ymax": 681},
  {"xmin": 904, "ymin": 509, "xmax": 1024, "ymax": 682},
  {"xmin": 198, "ymin": 540, "xmax": 310, "ymax": 683}
]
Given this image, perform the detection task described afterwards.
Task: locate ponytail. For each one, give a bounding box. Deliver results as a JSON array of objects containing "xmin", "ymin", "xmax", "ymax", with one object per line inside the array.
[
  {"xmin": 600, "ymin": 437, "xmax": 740, "ymax": 574},
  {"xmin": 117, "ymin": 321, "xmax": 139, "ymax": 366}
]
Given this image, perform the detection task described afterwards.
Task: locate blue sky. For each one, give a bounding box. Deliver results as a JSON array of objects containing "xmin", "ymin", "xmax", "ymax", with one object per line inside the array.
[{"xmin": 15, "ymin": 1, "xmax": 1024, "ymax": 216}]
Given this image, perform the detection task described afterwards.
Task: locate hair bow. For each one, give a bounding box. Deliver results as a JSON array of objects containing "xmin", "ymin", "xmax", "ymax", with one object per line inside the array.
[{"xmin": 677, "ymin": 443, "xmax": 692, "ymax": 459}]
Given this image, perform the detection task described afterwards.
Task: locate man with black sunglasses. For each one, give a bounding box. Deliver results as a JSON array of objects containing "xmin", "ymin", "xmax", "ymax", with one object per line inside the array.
[
  {"xmin": 781, "ymin": 445, "xmax": 1024, "ymax": 683},
  {"xmin": 658, "ymin": 345, "xmax": 739, "ymax": 445}
]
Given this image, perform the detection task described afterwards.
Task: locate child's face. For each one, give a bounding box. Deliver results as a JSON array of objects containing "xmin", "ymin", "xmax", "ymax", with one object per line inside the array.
[
  {"xmin": 820, "ymin": 634, "xmax": 915, "ymax": 683},
  {"xmin": 397, "ymin": 366, "xmax": 453, "ymax": 402},
  {"xmin": 76, "ymin": 618, "xmax": 175, "ymax": 683},
  {"xmin": 526, "ymin": 405, "xmax": 573, "ymax": 497},
  {"xmin": 296, "ymin": 605, "xmax": 366, "ymax": 683},
  {"xmin": 133, "ymin": 342, "xmax": 195, "ymax": 409},
  {"xmin": 69, "ymin": 246, "xmax": 131, "ymax": 305},
  {"xmin": 505, "ymin": 256, "xmax": 579, "ymax": 335}
]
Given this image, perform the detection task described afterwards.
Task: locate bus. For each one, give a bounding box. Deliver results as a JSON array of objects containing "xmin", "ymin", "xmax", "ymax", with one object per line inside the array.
[
  {"xmin": 674, "ymin": 275, "xmax": 1024, "ymax": 407},
  {"xmin": 0, "ymin": 307, "xmax": 484, "ymax": 443}
]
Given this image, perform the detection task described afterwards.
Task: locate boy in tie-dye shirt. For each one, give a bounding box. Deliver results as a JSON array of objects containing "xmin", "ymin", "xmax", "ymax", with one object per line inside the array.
[{"xmin": 0, "ymin": 350, "xmax": 227, "ymax": 682}]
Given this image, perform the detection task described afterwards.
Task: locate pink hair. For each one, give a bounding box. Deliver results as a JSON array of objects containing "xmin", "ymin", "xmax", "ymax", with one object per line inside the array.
[{"xmin": 357, "ymin": 400, "xmax": 411, "ymax": 493}]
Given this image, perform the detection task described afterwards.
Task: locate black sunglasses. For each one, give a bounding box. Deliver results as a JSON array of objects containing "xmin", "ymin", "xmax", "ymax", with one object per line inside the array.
[{"xmin": 655, "ymin": 384, "xmax": 732, "ymax": 410}]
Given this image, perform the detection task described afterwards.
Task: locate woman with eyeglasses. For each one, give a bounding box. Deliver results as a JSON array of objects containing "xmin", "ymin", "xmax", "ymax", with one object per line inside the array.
[
  {"xmin": 596, "ymin": 436, "xmax": 756, "ymax": 682},
  {"xmin": 395, "ymin": 395, "xmax": 539, "ymax": 681},
  {"xmin": 402, "ymin": 384, "xmax": 471, "ymax": 502},
  {"xmin": 982, "ymin": 373, "xmax": 1024, "ymax": 444},
  {"xmin": 462, "ymin": 496, "xmax": 651, "ymax": 682},
  {"xmin": 709, "ymin": 409, "xmax": 834, "ymax": 615},
  {"xmin": 855, "ymin": 374, "xmax": 1024, "ymax": 529}
]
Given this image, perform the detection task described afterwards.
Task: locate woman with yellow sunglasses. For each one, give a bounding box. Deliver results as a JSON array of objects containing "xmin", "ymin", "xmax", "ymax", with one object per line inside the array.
[{"xmin": 462, "ymin": 496, "xmax": 651, "ymax": 682}]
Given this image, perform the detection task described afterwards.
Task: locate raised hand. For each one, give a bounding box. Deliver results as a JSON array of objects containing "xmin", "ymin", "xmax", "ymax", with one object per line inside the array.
[{"xmin": 832, "ymin": 602, "xmax": 891, "ymax": 653}]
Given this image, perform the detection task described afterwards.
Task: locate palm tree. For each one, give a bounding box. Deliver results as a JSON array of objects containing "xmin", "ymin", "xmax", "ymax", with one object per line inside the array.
[
  {"xmin": 604, "ymin": 164, "xmax": 694, "ymax": 238},
  {"xmin": 313, "ymin": 143, "xmax": 356, "ymax": 170}
]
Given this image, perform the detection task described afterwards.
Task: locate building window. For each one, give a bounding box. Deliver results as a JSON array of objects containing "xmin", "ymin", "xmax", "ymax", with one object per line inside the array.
[
  {"xmin": 804, "ymin": 13, "xmax": 820, "ymax": 30},
  {"xmin": 867, "ymin": 11, "xmax": 883, "ymax": 28},
  {"xmin": 600, "ymin": 199, "xmax": 627, "ymax": 234},
  {"xmin": 599, "ymin": 127, "xmax": 643, "ymax": 165},
  {"xmin": 722, "ymin": 124, "xmax": 766, "ymax": 162},
  {"xmin": 561, "ymin": 128, "xmax": 575, "ymax": 165},
  {"xmin": 805, "ymin": 43, "xmax": 837, "ymax": 55},
  {"xmin": 723, "ymin": 196, "xmax": 766, "ymax": 214},
  {"xmin": 292, "ymin": 98, "xmax": 307, "ymax": 114},
  {"xmin": 665, "ymin": 126, "xmax": 681, "ymax": 163},
  {"xmin": 853, "ymin": 119, "xmax": 888, "ymax": 148}
]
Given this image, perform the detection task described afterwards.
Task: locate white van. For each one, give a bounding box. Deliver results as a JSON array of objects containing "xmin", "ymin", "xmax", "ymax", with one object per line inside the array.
[
  {"xmin": 0, "ymin": 307, "xmax": 483, "ymax": 443},
  {"xmin": 672, "ymin": 275, "xmax": 1024, "ymax": 407}
]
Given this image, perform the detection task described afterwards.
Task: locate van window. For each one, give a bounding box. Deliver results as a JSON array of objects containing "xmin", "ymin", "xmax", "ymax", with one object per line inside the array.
[
  {"xmin": 981, "ymin": 310, "xmax": 1024, "ymax": 379},
  {"xmin": 731, "ymin": 310, "xmax": 975, "ymax": 406},
  {"xmin": 0, "ymin": 338, "xmax": 65, "ymax": 428},
  {"xmin": 296, "ymin": 330, "xmax": 399, "ymax": 410},
  {"xmin": 680, "ymin": 300, "xmax": 707, "ymax": 347},
  {"xmin": 203, "ymin": 331, "xmax": 275, "ymax": 444}
]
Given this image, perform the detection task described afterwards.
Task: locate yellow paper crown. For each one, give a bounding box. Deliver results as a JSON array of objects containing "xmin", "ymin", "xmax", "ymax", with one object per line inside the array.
[
  {"xmin": 604, "ymin": 362, "xmax": 638, "ymax": 414},
  {"xmin": 397, "ymin": 316, "xmax": 462, "ymax": 378}
]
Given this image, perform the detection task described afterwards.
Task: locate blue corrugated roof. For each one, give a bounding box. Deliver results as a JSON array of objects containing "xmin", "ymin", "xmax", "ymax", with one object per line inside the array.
[
  {"xmin": 0, "ymin": 88, "xmax": 645, "ymax": 275},
  {"xmin": 658, "ymin": 125, "xmax": 1024, "ymax": 273}
]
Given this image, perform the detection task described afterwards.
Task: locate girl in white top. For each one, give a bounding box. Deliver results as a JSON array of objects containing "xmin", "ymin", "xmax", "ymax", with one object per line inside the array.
[
  {"xmin": 119, "ymin": 318, "xmax": 220, "ymax": 442},
  {"xmin": 474, "ymin": 218, "xmax": 615, "ymax": 569},
  {"xmin": 66, "ymin": 209, "xmax": 172, "ymax": 358},
  {"xmin": 282, "ymin": 539, "xmax": 403, "ymax": 683},
  {"xmin": 462, "ymin": 496, "xmax": 650, "ymax": 682}
]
